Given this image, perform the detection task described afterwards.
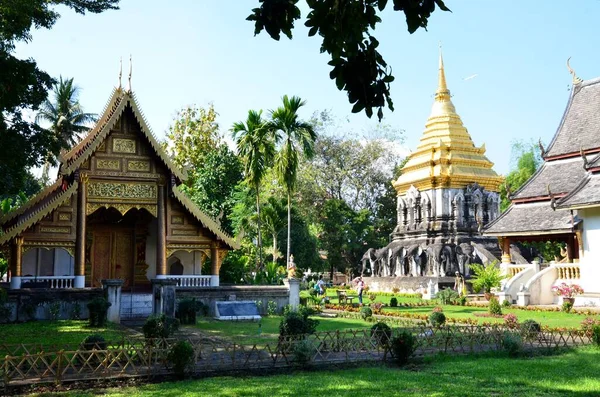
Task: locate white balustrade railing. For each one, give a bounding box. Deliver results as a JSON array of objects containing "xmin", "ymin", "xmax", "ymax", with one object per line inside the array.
[
  {"xmin": 165, "ymin": 275, "xmax": 212, "ymax": 288},
  {"xmin": 21, "ymin": 276, "xmax": 75, "ymax": 289},
  {"xmin": 555, "ymin": 264, "xmax": 581, "ymax": 280}
]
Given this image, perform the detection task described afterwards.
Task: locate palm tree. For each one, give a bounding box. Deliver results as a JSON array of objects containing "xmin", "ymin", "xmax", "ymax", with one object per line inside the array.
[
  {"xmin": 270, "ymin": 96, "xmax": 317, "ymax": 269},
  {"xmin": 231, "ymin": 110, "xmax": 275, "ymax": 270},
  {"xmin": 36, "ymin": 76, "xmax": 97, "ymax": 184},
  {"xmin": 261, "ymin": 196, "xmax": 287, "ymax": 264}
]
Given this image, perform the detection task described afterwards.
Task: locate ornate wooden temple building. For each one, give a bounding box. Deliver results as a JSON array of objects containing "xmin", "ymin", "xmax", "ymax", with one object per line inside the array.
[
  {"xmin": 362, "ymin": 50, "xmax": 505, "ymax": 283},
  {"xmin": 485, "ymin": 66, "xmax": 600, "ymax": 305},
  {"xmin": 0, "ymin": 80, "xmax": 238, "ymax": 291}
]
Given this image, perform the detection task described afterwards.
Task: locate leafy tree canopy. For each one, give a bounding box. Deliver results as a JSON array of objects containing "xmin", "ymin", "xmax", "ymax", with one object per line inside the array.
[
  {"xmin": 500, "ymin": 140, "xmax": 542, "ymax": 211},
  {"xmin": 247, "ymin": 0, "xmax": 450, "ymax": 121},
  {"xmin": 0, "ymin": 0, "xmax": 119, "ymax": 194}
]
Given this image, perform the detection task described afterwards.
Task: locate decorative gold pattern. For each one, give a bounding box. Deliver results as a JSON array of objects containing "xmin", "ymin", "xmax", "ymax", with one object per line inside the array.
[
  {"xmin": 22, "ymin": 242, "xmax": 75, "ymax": 257},
  {"xmin": 392, "ymin": 50, "xmax": 503, "ymax": 194},
  {"xmin": 79, "ymin": 172, "xmax": 89, "ymax": 184},
  {"xmin": 87, "ymin": 182, "xmax": 157, "ymax": 200},
  {"xmin": 96, "ymin": 158, "xmax": 121, "ymax": 170},
  {"xmin": 171, "ymin": 215, "xmax": 184, "ymax": 225},
  {"xmin": 82, "ymin": 159, "xmax": 90, "ymax": 169},
  {"xmin": 58, "ymin": 213, "xmax": 71, "ymax": 221},
  {"xmin": 86, "ymin": 203, "xmax": 157, "ymax": 217},
  {"xmin": 40, "ymin": 226, "xmax": 71, "ymax": 234},
  {"xmin": 166, "ymin": 245, "xmax": 210, "ymax": 258},
  {"xmin": 127, "ymin": 160, "xmax": 150, "ymax": 172},
  {"xmin": 112, "ymin": 138, "xmax": 136, "ymax": 153},
  {"xmin": 98, "ymin": 142, "xmax": 106, "ymax": 152},
  {"xmin": 172, "ymin": 229, "xmax": 198, "ymax": 236}
]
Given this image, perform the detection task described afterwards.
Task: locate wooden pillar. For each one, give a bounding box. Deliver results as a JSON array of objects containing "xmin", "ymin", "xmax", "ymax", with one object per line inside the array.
[
  {"xmin": 566, "ymin": 234, "xmax": 574, "ymax": 263},
  {"xmin": 74, "ymin": 172, "xmax": 87, "ymax": 288},
  {"xmin": 156, "ymin": 182, "xmax": 167, "ymax": 277},
  {"xmin": 210, "ymin": 244, "xmax": 220, "ymax": 287},
  {"xmin": 10, "ymin": 236, "xmax": 23, "ymax": 289},
  {"xmin": 500, "ymin": 237, "xmax": 511, "ymax": 264}
]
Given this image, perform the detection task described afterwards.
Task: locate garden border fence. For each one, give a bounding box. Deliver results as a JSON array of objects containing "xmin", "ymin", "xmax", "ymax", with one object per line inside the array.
[{"xmin": 0, "ymin": 324, "xmax": 592, "ymax": 389}]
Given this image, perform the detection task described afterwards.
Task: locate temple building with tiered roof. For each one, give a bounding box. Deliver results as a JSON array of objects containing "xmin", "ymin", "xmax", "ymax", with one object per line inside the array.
[{"xmin": 485, "ymin": 66, "xmax": 600, "ymax": 306}]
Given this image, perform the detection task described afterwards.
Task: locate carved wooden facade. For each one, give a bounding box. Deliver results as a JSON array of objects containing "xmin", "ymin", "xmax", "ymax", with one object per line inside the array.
[{"xmin": 0, "ymin": 88, "xmax": 238, "ymax": 289}]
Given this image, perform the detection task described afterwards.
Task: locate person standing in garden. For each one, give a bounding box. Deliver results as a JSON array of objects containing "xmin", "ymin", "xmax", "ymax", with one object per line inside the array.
[{"xmin": 354, "ymin": 276, "xmax": 366, "ymax": 305}]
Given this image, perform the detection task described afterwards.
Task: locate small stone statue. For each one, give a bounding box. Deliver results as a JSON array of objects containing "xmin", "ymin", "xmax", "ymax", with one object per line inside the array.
[{"xmin": 287, "ymin": 255, "xmax": 297, "ymax": 279}]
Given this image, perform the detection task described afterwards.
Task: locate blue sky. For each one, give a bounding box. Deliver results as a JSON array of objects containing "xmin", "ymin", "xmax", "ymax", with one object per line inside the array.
[{"xmin": 14, "ymin": 1, "xmax": 600, "ymax": 175}]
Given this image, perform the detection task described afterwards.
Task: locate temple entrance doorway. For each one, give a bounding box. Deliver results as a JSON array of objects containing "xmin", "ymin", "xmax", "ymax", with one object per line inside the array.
[{"xmin": 90, "ymin": 227, "xmax": 134, "ymax": 288}]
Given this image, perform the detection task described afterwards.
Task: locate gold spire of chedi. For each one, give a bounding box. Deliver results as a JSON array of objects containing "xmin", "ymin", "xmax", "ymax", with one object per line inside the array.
[{"xmin": 393, "ymin": 49, "xmax": 504, "ymax": 194}]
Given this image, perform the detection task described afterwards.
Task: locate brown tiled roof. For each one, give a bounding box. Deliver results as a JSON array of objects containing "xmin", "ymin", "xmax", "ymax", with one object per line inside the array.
[
  {"xmin": 484, "ymin": 201, "xmax": 574, "ymax": 236},
  {"xmin": 556, "ymin": 173, "xmax": 600, "ymax": 209},
  {"xmin": 546, "ymin": 78, "xmax": 600, "ymax": 158},
  {"xmin": 172, "ymin": 187, "xmax": 239, "ymax": 250},
  {"xmin": 512, "ymin": 157, "xmax": 588, "ymax": 200},
  {"xmin": 0, "ymin": 180, "xmax": 78, "ymax": 245}
]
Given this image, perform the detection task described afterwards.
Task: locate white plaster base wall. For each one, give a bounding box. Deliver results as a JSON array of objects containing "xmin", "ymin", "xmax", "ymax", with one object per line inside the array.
[
  {"xmin": 120, "ymin": 293, "xmax": 153, "ymax": 318},
  {"xmin": 579, "ymin": 208, "xmax": 600, "ymax": 294},
  {"xmin": 21, "ymin": 248, "xmax": 74, "ymax": 277},
  {"xmin": 167, "ymin": 251, "xmax": 204, "ymax": 275},
  {"xmin": 525, "ymin": 266, "xmax": 557, "ymax": 305}
]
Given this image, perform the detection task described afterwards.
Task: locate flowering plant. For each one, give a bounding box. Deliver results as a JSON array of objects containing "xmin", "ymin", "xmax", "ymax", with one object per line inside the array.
[
  {"xmin": 503, "ymin": 313, "xmax": 519, "ymax": 329},
  {"xmin": 552, "ymin": 283, "xmax": 584, "ymax": 298}
]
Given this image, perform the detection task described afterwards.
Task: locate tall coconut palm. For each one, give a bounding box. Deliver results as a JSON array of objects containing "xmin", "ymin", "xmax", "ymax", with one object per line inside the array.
[
  {"xmin": 261, "ymin": 196, "xmax": 287, "ymax": 264},
  {"xmin": 231, "ymin": 110, "xmax": 275, "ymax": 270},
  {"xmin": 270, "ymin": 96, "xmax": 317, "ymax": 270},
  {"xmin": 36, "ymin": 76, "xmax": 97, "ymax": 184}
]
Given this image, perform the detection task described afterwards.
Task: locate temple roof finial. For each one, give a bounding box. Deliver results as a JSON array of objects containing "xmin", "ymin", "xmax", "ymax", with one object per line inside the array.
[
  {"xmin": 567, "ymin": 57, "xmax": 583, "ymax": 85},
  {"xmin": 118, "ymin": 57, "xmax": 122, "ymax": 89},
  {"xmin": 437, "ymin": 43, "xmax": 449, "ymax": 95},
  {"xmin": 127, "ymin": 54, "xmax": 132, "ymax": 92}
]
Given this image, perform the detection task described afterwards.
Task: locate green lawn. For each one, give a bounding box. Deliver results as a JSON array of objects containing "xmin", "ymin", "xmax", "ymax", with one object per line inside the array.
[
  {"xmin": 189, "ymin": 315, "xmax": 371, "ymax": 345},
  {"xmin": 0, "ymin": 320, "xmax": 127, "ymax": 348},
  {"xmin": 381, "ymin": 304, "xmax": 597, "ymax": 328},
  {"xmin": 30, "ymin": 347, "xmax": 600, "ymax": 396}
]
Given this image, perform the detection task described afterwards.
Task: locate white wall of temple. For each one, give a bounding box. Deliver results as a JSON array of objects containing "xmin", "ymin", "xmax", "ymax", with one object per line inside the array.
[
  {"xmin": 21, "ymin": 248, "xmax": 74, "ymax": 276},
  {"xmin": 167, "ymin": 251, "xmax": 204, "ymax": 275},
  {"xmin": 579, "ymin": 207, "xmax": 600, "ymax": 293},
  {"xmin": 145, "ymin": 218, "xmax": 157, "ymax": 279}
]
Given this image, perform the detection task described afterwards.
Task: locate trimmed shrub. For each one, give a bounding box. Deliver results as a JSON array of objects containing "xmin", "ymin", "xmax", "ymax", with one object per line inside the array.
[
  {"xmin": 592, "ymin": 325, "xmax": 600, "ymax": 348},
  {"xmin": 279, "ymin": 308, "xmax": 319, "ymax": 341},
  {"xmin": 292, "ymin": 340, "xmax": 313, "ymax": 367},
  {"xmin": 143, "ymin": 314, "xmax": 180, "ymax": 339},
  {"xmin": 502, "ymin": 299, "xmax": 511, "ymax": 308},
  {"xmin": 581, "ymin": 317, "xmax": 599, "ymax": 336},
  {"xmin": 370, "ymin": 322, "xmax": 392, "ymax": 347},
  {"xmin": 87, "ymin": 297, "xmax": 111, "ymax": 327},
  {"xmin": 168, "ymin": 340, "xmax": 194, "ymax": 378},
  {"xmin": 437, "ymin": 288, "xmax": 459, "ymax": 305},
  {"xmin": 48, "ymin": 302, "xmax": 61, "ymax": 321},
  {"xmin": 503, "ymin": 313, "xmax": 519, "ymax": 330},
  {"xmin": 458, "ymin": 296, "xmax": 467, "ymax": 306},
  {"xmin": 177, "ymin": 298, "xmax": 204, "ymax": 325},
  {"xmin": 488, "ymin": 297, "xmax": 502, "ymax": 316},
  {"xmin": 70, "ymin": 302, "xmax": 81, "ymax": 320},
  {"xmin": 520, "ymin": 319, "xmax": 541, "ymax": 340},
  {"xmin": 429, "ymin": 311, "xmax": 446, "ymax": 327},
  {"xmin": 360, "ymin": 306, "xmax": 373, "ymax": 320},
  {"xmin": 502, "ymin": 332, "xmax": 522, "ymax": 357},
  {"xmin": 389, "ymin": 297, "xmax": 398, "ymax": 307},
  {"xmin": 267, "ymin": 301, "xmax": 278, "ymax": 316},
  {"xmin": 562, "ymin": 301, "xmax": 573, "ymax": 313},
  {"xmin": 82, "ymin": 334, "xmax": 107, "ymax": 350},
  {"xmin": 390, "ymin": 331, "xmax": 416, "ymax": 366}
]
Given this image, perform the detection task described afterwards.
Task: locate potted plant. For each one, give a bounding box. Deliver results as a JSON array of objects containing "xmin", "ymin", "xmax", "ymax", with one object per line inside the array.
[
  {"xmin": 552, "ymin": 283, "xmax": 584, "ymax": 305},
  {"xmin": 469, "ymin": 262, "xmax": 506, "ymax": 301}
]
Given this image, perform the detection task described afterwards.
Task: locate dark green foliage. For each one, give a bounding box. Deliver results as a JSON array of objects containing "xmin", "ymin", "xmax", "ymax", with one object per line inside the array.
[
  {"xmin": 488, "ymin": 297, "xmax": 502, "ymax": 316},
  {"xmin": 168, "ymin": 340, "xmax": 195, "ymax": 379},
  {"xmin": 0, "ymin": 288, "xmax": 11, "ymax": 323},
  {"xmin": 360, "ymin": 306, "xmax": 373, "ymax": 320},
  {"xmin": 176, "ymin": 298, "xmax": 206, "ymax": 325},
  {"xmin": 458, "ymin": 296, "xmax": 467, "ymax": 306},
  {"xmin": 279, "ymin": 308, "xmax": 319, "ymax": 340},
  {"xmin": 592, "ymin": 325, "xmax": 600, "ymax": 348},
  {"xmin": 247, "ymin": 0, "xmax": 450, "ymax": 121},
  {"xmin": 390, "ymin": 331, "xmax": 416, "ymax": 366},
  {"xmin": 429, "ymin": 311, "xmax": 446, "ymax": 327},
  {"xmin": 82, "ymin": 334, "xmax": 107, "ymax": 350},
  {"xmin": 70, "ymin": 302, "xmax": 82, "ymax": 320},
  {"xmin": 370, "ymin": 322, "xmax": 392, "ymax": 347},
  {"xmin": 292, "ymin": 340, "xmax": 313, "ymax": 367},
  {"xmin": 561, "ymin": 301, "xmax": 573, "ymax": 313},
  {"xmin": 22, "ymin": 301, "xmax": 37, "ymax": 321},
  {"xmin": 48, "ymin": 301, "xmax": 61, "ymax": 321},
  {"xmin": 520, "ymin": 320, "xmax": 541, "ymax": 340},
  {"xmin": 87, "ymin": 297, "xmax": 111, "ymax": 327},
  {"xmin": 389, "ymin": 297, "xmax": 398, "ymax": 307},
  {"xmin": 502, "ymin": 299, "xmax": 511, "ymax": 308},
  {"xmin": 1, "ymin": 0, "xmax": 119, "ymax": 194},
  {"xmin": 502, "ymin": 332, "xmax": 522, "ymax": 357},
  {"xmin": 143, "ymin": 314, "xmax": 180, "ymax": 339},
  {"xmin": 437, "ymin": 288, "xmax": 459, "ymax": 305}
]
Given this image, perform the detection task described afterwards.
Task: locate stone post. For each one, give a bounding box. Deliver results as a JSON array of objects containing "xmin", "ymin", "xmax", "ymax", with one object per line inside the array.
[
  {"xmin": 156, "ymin": 181, "xmax": 167, "ymax": 279},
  {"xmin": 283, "ymin": 278, "xmax": 300, "ymax": 310},
  {"xmin": 75, "ymin": 172, "xmax": 88, "ymax": 288},
  {"xmin": 10, "ymin": 236, "xmax": 23, "ymax": 289},
  {"xmin": 102, "ymin": 279, "xmax": 124, "ymax": 324},
  {"xmin": 151, "ymin": 278, "xmax": 177, "ymax": 317},
  {"xmin": 210, "ymin": 244, "xmax": 220, "ymax": 287}
]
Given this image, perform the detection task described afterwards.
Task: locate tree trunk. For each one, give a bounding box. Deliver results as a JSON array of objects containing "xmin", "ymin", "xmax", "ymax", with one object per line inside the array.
[
  {"xmin": 256, "ymin": 187, "xmax": 263, "ymax": 271},
  {"xmin": 286, "ymin": 191, "xmax": 291, "ymax": 268},
  {"xmin": 272, "ymin": 234, "xmax": 278, "ymax": 263}
]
